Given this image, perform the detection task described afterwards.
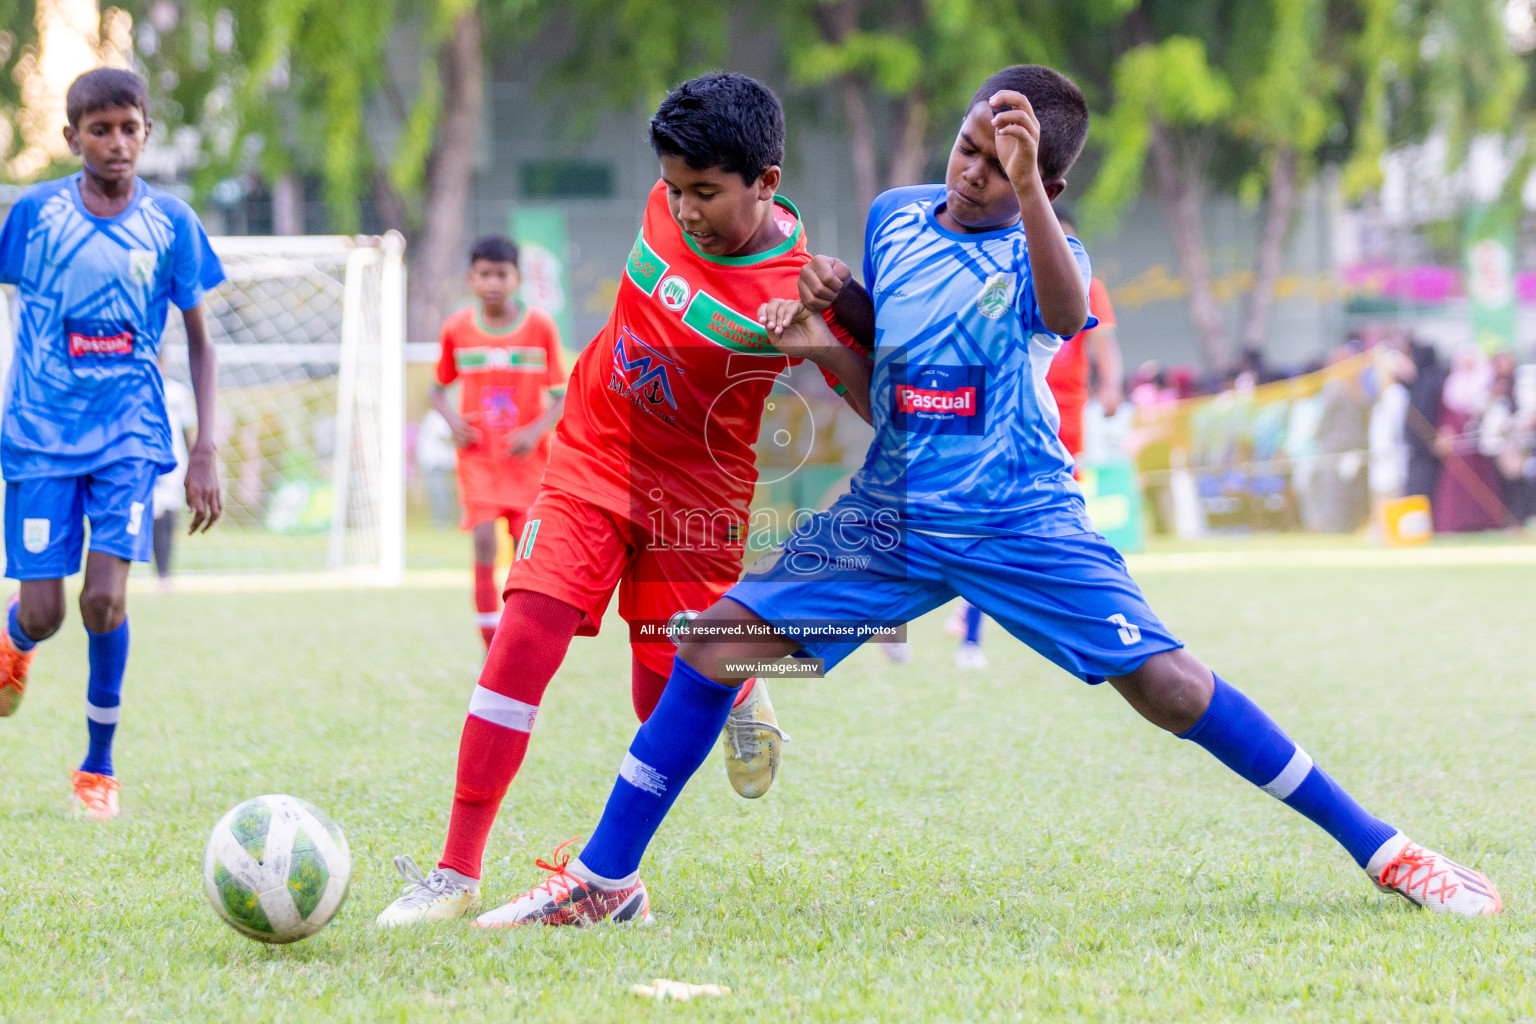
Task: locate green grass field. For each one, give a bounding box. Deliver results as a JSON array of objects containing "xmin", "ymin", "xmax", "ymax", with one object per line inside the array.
[{"xmin": 2, "ymin": 539, "xmax": 1533, "ymax": 1022}]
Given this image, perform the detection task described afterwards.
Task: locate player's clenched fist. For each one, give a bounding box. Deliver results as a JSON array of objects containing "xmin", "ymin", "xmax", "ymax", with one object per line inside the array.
[
  {"xmin": 798, "ymin": 255, "xmax": 851, "ymax": 314},
  {"xmin": 989, "ymin": 89, "xmax": 1041, "ymax": 190}
]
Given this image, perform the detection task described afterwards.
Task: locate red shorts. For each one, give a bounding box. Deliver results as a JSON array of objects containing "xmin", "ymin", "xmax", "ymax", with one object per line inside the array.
[
  {"xmin": 460, "ymin": 500, "xmax": 529, "ymax": 533},
  {"xmin": 502, "ymin": 484, "xmax": 747, "ymax": 675},
  {"xmin": 1056, "ymin": 398, "xmax": 1085, "ymax": 460}
]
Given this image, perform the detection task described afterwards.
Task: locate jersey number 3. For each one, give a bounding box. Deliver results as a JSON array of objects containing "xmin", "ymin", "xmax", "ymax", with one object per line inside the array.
[{"xmin": 1107, "ymin": 613, "xmax": 1141, "ymax": 646}]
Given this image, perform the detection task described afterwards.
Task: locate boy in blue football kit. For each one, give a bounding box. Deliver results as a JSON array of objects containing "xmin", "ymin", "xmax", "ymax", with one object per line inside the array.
[
  {"xmin": 473, "ymin": 64, "xmax": 1502, "ymax": 926},
  {"xmin": 0, "ymin": 69, "xmax": 224, "ymax": 819}
]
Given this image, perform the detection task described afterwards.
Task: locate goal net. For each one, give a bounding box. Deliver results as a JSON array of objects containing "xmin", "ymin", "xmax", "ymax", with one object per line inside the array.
[{"xmin": 0, "ymin": 233, "xmax": 407, "ymax": 583}]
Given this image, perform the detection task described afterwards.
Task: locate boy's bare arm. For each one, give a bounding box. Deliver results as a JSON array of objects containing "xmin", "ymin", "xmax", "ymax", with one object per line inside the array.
[
  {"xmin": 759, "ymin": 297, "xmax": 873, "ymax": 425},
  {"xmin": 989, "ymin": 88, "xmax": 1088, "ymax": 338},
  {"xmin": 1088, "ymin": 326, "xmax": 1124, "ymax": 414},
  {"xmin": 431, "ymin": 382, "xmax": 480, "ymax": 448},
  {"xmin": 182, "ymin": 303, "xmax": 222, "ymax": 533}
]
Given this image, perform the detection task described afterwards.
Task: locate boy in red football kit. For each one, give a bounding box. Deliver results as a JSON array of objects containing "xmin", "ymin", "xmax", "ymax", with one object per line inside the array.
[
  {"xmin": 432, "ymin": 236, "xmax": 566, "ymax": 647},
  {"xmin": 1045, "ymin": 210, "xmax": 1122, "ymax": 457},
  {"xmin": 377, "ymin": 72, "xmax": 874, "ymax": 926}
]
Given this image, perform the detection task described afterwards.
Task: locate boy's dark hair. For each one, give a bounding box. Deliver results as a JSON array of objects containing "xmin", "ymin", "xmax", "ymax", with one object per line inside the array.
[
  {"xmin": 970, "ymin": 65, "xmax": 1088, "ymax": 182},
  {"xmin": 649, "ymin": 71, "xmax": 785, "ymax": 185},
  {"xmin": 66, "ymin": 68, "xmax": 149, "ymax": 127},
  {"xmin": 470, "ymin": 235, "xmax": 519, "ymax": 267}
]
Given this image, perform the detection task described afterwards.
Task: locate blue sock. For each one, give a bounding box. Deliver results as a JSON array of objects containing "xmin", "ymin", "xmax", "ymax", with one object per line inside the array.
[
  {"xmin": 1179, "ymin": 675, "xmax": 1398, "ymax": 867},
  {"xmin": 577, "ymin": 655, "xmax": 739, "ymax": 881},
  {"xmin": 79, "ymin": 619, "xmax": 129, "ymax": 777},
  {"xmin": 8, "ymin": 601, "xmax": 36, "ymax": 652},
  {"xmin": 963, "ymin": 602, "xmax": 983, "ymax": 644}
]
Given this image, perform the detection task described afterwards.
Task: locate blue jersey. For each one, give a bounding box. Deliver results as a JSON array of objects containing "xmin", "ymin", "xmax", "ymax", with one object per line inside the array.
[
  {"xmin": 849, "ymin": 184, "xmax": 1096, "ymax": 538},
  {"xmin": 0, "ymin": 173, "xmax": 224, "ymax": 480}
]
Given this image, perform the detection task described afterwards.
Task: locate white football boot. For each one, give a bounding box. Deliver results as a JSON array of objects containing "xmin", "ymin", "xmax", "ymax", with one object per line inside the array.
[
  {"xmin": 721, "ymin": 679, "xmax": 787, "ymax": 799},
  {"xmin": 955, "ymin": 641, "xmax": 988, "ymax": 670},
  {"xmin": 374, "ymin": 855, "xmax": 481, "ymax": 926},
  {"xmin": 1367, "ymin": 833, "xmax": 1503, "ymax": 917}
]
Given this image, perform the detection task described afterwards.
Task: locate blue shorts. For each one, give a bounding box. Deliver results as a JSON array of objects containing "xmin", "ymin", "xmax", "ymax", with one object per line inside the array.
[
  {"xmin": 727, "ymin": 498, "xmax": 1182, "ymax": 683},
  {"xmin": 5, "ymin": 459, "xmax": 160, "ymax": 580}
]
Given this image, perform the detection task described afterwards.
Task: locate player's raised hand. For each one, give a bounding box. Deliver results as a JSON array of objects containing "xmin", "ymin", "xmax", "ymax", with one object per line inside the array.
[
  {"xmin": 989, "ymin": 89, "xmax": 1042, "ymax": 191},
  {"xmin": 185, "ymin": 444, "xmax": 223, "ymax": 534},
  {"xmin": 799, "ymin": 255, "xmax": 851, "ymax": 314}
]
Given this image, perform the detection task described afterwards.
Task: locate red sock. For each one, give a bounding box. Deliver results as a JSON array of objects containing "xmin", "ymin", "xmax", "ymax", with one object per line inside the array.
[
  {"xmin": 733, "ymin": 676, "xmax": 756, "ymax": 708},
  {"xmin": 474, "ymin": 562, "xmax": 498, "ymax": 648},
  {"xmin": 631, "ymin": 655, "xmax": 668, "ymax": 722},
  {"xmin": 440, "ymin": 590, "xmax": 582, "ymax": 879}
]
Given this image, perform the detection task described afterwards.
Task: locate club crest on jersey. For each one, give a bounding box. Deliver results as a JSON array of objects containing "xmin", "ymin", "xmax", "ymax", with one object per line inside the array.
[
  {"xmin": 610, "ymin": 326, "xmax": 679, "ymax": 413},
  {"xmin": 657, "ymin": 275, "xmax": 691, "ymax": 312},
  {"xmin": 891, "ymin": 364, "xmax": 987, "ymax": 436},
  {"xmin": 479, "ymin": 386, "xmax": 520, "ymax": 428},
  {"xmin": 128, "ymin": 249, "xmax": 157, "ymax": 285},
  {"xmin": 666, "ymin": 609, "xmax": 701, "ymax": 646},
  {"xmin": 976, "ymin": 273, "xmax": 1015, "ymax": 319}
]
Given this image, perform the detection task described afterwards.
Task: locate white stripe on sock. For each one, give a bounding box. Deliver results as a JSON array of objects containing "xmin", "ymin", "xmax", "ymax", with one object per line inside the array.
[
  {"xmin": 1260, "ymin": 746, "xmax": 1314, "ymax": 800},
  {"xmin": 475, "ymin": 612, "xmax": 500, "ymax": 628},
  {"xmin": 467, "ymin": 685, "xmax": 537, "ymax": 732},
  {"xmin": 85, "ymin": 702, "xmax": 120, "ymax": 725},
  {"xmin": 619, "ymin": 752, "xmax": 667, "ymax": 796},
  {"xmin": 1365, "ymin": 831, "xmax": 1411, "ymax": 876}
]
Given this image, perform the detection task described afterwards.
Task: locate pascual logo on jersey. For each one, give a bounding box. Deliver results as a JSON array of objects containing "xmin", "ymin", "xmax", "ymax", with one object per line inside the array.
[
  {"xmin": 891, "ymin": 364, "xmax": 987, "ymax": 436},
  {"xmin": 657, "ymin": 275, "xmax": 691, "ymax": 311},
  {"xmin": 895, "ymin": 383, "xmax": 977, "ymax": 415},
  {"xmin": 976, "ymin": 273, "xmax": 1015, "ymax": 319},
  {"xmin": 68, "ymin": 331, "xmax": 133, "ymax": 356},
  {"xmin": 129, "ymin": 249, "xmax": 156, "ymax": 285}
]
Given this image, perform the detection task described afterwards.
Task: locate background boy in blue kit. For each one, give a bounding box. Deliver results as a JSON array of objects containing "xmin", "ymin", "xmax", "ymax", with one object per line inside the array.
[{"xmin": 0, "ymin": 68, "xmax": 224, "ymax": 820}]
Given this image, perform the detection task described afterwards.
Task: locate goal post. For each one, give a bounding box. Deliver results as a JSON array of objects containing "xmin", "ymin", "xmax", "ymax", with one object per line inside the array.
[{"xmin": 0, "ymin": 232, "xmax": 411, "ymax": 583}]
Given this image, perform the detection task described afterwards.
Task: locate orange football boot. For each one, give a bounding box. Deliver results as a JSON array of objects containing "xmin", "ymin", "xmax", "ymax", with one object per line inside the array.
[{"xmin": 71, "ymin": 770, "xmax": 120, "ymax": 821}]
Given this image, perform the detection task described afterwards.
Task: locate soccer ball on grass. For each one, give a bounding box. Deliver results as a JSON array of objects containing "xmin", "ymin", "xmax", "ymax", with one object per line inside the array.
[{"xmin": 203, "ymin": 794, "xmax": 351, "ymax": 943}]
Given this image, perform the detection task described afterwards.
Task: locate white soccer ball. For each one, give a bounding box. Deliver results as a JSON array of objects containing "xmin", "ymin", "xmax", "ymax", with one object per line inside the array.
[{"xmin": 202, "ymin": 794, "xmax": 351, "ymax": 943}]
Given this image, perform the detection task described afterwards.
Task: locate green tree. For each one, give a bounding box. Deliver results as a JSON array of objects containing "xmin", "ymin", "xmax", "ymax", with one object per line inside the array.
[
  {"xmin": 1079, "ymin": 0, "xmax": 1525, "ymax": 372},
  {"xmin": 130, "ymin": 0, "xmax": 550, "ymax": 343},
  {"xmin": 778, "ymin": 0, "xmax": 1128, "ymax": 212}
]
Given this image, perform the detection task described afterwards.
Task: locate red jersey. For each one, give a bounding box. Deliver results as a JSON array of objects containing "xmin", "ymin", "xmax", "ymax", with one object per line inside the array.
[
  {"xmin": 1047, "ymin": 276, "xmax": 1115, "ymax": 455},
  {"xmin": 435, "ymin": 305, "xmax": 566, "ymax": 510},
  {"xmin": 543, "ymin": 179, "xmax": 855, "ymax": 531}
]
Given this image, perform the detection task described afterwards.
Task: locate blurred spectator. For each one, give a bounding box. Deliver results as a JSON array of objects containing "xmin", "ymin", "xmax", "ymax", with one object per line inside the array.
[
  {"xmin": 1368, "ymin": 346, "xmax": 1411, "ymax": 502},
  {"xmin": 417, "ymin": 407, "xmax": 459, "ymax": 528},
  {"xmin": 1480, "ymin": 352, "xmax": 1535, "ymax": 525},
  {"xmin": 1433, "ymin": 344, "xmax": 1509, "ymax": 532},
  {"xmin": 1403, "ymin": 339, "xmax": 1447, "ymax": 501},
  {"xmin": 1310, "ymin": 349, "xmax": 1371, "ymax": 532},
  {"xmin": 152, "ymin": 367, "xmax": 197, "ymax": 591}
]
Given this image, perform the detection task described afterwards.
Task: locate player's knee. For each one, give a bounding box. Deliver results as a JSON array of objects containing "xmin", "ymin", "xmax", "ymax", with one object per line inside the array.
[
  {"xmin": 18, "ymin": 601, "xmax": 65, "ymax": 641},
  {"xmin": 1118, "ymin": 650, "xmax": 1212, "ymax": 732},
  {"xmin": 78, "ymin": 586, "xmax": 126, "ymax": 634},
  {"xmin": 1148, "ymin": 654, "xmax": 1212, "ymax": 720}
]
